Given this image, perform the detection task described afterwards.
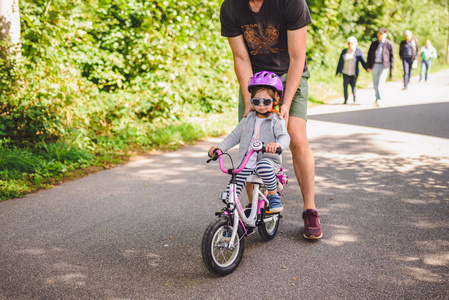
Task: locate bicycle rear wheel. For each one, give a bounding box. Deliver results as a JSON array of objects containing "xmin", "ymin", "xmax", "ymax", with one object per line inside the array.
[
  {"xmin": 201, "ymin": 216, "xmax": 245, "ymax": 276},
  {"xmin": 258, "ymin": 210, "xmax": 280, "ymax": 241}
]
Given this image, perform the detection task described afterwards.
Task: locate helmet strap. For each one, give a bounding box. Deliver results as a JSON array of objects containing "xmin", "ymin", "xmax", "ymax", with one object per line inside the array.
[{"xmin": 256, "ymin": 111, "xmax": 271, "ymax": 117}]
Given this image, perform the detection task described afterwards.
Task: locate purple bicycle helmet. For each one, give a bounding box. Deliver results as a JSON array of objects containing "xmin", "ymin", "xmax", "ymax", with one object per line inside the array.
[{"xmin": 248, "ymin": 71, "xmax": 283, "ymax": 98}]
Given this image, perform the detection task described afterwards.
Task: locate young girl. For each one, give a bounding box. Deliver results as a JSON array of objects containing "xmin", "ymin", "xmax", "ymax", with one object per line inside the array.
[{"xmin": 208, "ymin": 71, "xmax": 290, "ymax": 212}]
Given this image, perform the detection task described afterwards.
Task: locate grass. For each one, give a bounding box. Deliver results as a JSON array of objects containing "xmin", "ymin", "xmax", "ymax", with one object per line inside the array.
[{"xmin": 0, "ymin": 110, "xmax": 237, "ymax": 201}]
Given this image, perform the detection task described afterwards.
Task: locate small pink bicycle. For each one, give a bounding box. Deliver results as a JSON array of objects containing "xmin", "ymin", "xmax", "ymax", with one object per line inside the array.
[{"xmin": 202, "ymin": 140, "xmax": 288, "ymax": 276}]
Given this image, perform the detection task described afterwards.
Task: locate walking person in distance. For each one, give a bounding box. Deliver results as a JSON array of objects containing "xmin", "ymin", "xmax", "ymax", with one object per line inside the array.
[
  {"xmin": 419, "ymin": 40, "xmax": 438, "ymax": 82},
  {"xmin": 335, "ymin": 36, "xmax": 368, "ymax": 104},
  {"xmin": 367, "ymin": 27, "xmax": 394, "ymax": 106},
  {"xmin": 399, "ymin": 30, "xmax": 418, "ymax": 90}
]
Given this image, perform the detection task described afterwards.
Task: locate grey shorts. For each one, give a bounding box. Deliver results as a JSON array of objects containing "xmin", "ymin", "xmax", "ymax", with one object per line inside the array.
[{"xmin": 239, "ymin": 69, "xmax": 310, "ymax": 121}]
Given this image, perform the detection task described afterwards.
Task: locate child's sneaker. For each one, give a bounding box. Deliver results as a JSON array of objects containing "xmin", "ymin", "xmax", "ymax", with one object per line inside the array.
[
  {"xmin": 302, "ymin": 209, "xmax": 322, "ymax": 239},
  {"xmin": 267, "ymin": 194, "xmax": 283, "ymax": 213}
]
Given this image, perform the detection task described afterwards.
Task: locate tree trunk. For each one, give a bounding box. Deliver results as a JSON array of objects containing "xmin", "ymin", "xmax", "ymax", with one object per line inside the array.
[{"xmin": 0, "ymin": 0, "xmax": 21, "ymax": 58}]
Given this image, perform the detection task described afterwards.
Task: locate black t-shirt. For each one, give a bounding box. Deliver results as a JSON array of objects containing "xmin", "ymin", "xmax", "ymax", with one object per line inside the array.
[
  {"xmin": 403, "ymin": 41, "xmax": 413, "ymax": 58},
  {"xmin": 220, "ymin": 0, "xmax": 312, "ymax": 74}
]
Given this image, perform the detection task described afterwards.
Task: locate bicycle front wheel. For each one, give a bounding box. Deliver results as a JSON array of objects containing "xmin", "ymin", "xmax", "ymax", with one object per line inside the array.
[{"xmin": 201, "ymin": 216, "xmax": 245, "ymax": 276}]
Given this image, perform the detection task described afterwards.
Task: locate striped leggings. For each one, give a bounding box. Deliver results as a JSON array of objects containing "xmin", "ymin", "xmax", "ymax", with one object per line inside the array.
[{"xmin": 227, "ymin": 158, "xmax": 278, "ymax": 198}]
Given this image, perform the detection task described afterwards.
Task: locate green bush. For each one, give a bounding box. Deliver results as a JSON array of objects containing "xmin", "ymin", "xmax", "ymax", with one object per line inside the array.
[{"xmin": 1, "ymin": 0, "xmax": 237, "ymax": 147}]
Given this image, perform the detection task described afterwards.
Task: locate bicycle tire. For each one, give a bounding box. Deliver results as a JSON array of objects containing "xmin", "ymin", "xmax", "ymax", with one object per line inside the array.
[
  {"xmin": 201, "ymin": 216, "xmax": 245, "ymax": 276},
  {"xmin": 258, "ymin": 210, "xmax": 280, "ymax": 241}
]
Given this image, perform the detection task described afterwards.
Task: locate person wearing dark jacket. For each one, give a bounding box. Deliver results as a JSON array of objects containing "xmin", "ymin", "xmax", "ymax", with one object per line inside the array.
[
  {"xmin": 336, "ymin": 36, "xmax": 368, "ymax": 104},
  {"xmin": 367, "ymin": 27, "xmax": 394, "ymax": 106},
  {"xmin": 399, "ymin": 30, "xmax": 418, "ymax": 90}
]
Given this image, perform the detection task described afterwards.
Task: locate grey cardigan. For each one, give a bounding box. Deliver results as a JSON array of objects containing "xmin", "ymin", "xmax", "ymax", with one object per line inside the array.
[{"xmin": 217, "ymin": 111, "xmax": 290, "ymax": 169}]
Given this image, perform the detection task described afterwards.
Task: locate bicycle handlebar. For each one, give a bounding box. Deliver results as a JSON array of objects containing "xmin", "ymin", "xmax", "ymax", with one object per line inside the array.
[{"xmin": 207, "ymin": 144, "xmax": 282, "ymax": 175}]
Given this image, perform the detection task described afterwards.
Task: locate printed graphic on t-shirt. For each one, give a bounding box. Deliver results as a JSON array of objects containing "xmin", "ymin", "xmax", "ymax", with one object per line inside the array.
[
  {"xmin": 242, "ymin": 24, "xmax": 279, "ymax": 55},
  {"xmin": 249, "ymin": 122, "xmax": 261, "ymax": 150}
]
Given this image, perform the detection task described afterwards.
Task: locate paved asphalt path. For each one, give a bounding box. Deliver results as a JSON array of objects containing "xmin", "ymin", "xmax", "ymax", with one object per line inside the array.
[{"xmin": 1, "ymin": 70, "xmax": 448, "ymax": 299}]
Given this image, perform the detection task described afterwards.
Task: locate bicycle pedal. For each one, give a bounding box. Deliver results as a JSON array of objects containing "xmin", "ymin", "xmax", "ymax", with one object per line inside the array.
[{"xmin": 264, "ymin": 210, "xmax": 282, "ymax": 217}]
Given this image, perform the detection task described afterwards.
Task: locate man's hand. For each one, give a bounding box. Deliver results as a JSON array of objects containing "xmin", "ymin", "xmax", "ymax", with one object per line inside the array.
[
  {"xmin": 265, "ymin": 142, "xmax": 280, "ymax": 154},
  {"xmin": 367, "ymin": 68, "xmax": 372, "ymax": 73},
  {"xmin": 279, "ymin": 103, "xmax": 290, "ymax": 127},
  {"xmin": 243, "ymin": 105, "xmax": 253, "ymax": 118}
]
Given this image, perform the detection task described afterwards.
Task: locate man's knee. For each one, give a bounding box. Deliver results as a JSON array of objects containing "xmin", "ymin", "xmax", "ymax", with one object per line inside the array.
[{"xmin": 288, "ymin": 117, "xmax": 308, "ymax": 144}]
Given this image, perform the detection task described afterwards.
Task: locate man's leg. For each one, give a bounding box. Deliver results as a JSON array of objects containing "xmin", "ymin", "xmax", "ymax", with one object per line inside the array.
[
  {"xmin": 288, "ymin": 116, "xmax": 315, "ymax": 210},
  {"xmin": 420, "ymin": 61, "xmax": 425, "ymax": 81},
  {"xmin": 281, "ymin": 70, "xmax": 322, "ymax": 239},
  {"xmin": 402, "ymin": 59, "xmax": 410, "ymax": 89},
  {"xmin": 350, "ymin": 75, "xmax": 357, "ymax": 102},
  {"xmin": 406, "ymin": 58, "xmax": 413, "ymax": 87},
  {"xmin": 377, "ymin": 67, "xmax": 389, "ymax": 102},
  {"xmin": 342, "ymin": 74, "xmax": 349, "ymax": 104},
  {"xmin": 288, "ymin": 116, "xmax": 322, "ymax": 239},
  {"xmin": 372, "ymin": 64, "xmax": 382, "ymax": 101}
]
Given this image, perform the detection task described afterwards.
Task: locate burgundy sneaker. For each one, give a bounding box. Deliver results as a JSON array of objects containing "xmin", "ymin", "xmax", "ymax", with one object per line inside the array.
[{"xmin": 302, "ymin": 209, "xmax": 323, "ymax": 239}]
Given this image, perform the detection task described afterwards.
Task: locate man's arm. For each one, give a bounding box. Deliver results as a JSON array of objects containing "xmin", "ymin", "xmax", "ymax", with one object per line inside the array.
[
  {"xmin": 279, "ymin": 26, "xmax": 307, "ymax": 125},
  {"xmin": 228, "ymin": 35, "xmax": 253, "ymax": 118}
]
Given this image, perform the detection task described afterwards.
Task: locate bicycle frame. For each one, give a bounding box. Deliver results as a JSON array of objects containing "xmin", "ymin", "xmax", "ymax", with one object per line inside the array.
[{"xmin": 214, "ymin": 144, "xmax": 281, "ymax": 248}]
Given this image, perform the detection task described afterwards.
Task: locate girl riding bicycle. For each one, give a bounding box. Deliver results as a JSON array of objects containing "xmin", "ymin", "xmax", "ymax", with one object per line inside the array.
[{"xmin": 208, "ymin": 71, "xmax": 290, "ymax": 212}]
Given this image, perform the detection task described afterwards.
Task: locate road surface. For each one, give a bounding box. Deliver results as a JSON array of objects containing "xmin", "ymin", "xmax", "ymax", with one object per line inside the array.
[{"xmin": 1, "ymin": 70, "xmax": 448, "ymax": 299}]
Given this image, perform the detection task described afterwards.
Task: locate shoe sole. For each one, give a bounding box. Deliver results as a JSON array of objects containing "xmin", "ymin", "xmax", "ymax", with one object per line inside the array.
[
  {"xmin": 269, "ymin": 207, "xmax": 283, "ymax": 213},
  {"xmin": 303, "ymin": 233, "xmax": 323, "ymax": 240}
]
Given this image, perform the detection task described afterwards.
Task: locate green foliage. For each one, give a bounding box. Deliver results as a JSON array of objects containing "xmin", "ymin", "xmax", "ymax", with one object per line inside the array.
[{"xmin": 2, "ymin": 0, "xmax": 236, "ymax": 146}]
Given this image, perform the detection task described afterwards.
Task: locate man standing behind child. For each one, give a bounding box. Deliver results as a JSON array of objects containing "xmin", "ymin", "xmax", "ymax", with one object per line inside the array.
[{"xmin": 220, "ymin": 0, "xmax": 323, "ymax": 239}]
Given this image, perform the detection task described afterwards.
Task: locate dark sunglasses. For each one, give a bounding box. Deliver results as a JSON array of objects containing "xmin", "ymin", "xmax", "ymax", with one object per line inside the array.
[{"xmin": 251, "ymin": 98, "xmax": 274, "ymax": 106}]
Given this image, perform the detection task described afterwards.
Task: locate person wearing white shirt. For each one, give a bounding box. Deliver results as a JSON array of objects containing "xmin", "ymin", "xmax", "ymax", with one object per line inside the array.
[{"xmin": 419, "ymin": 40, "xmax": 438, "ymax": 82}]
